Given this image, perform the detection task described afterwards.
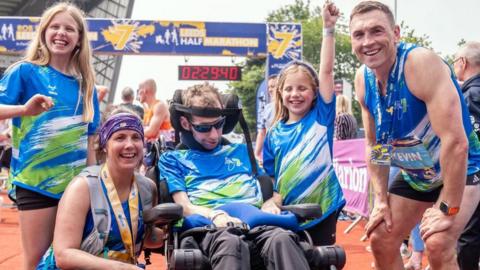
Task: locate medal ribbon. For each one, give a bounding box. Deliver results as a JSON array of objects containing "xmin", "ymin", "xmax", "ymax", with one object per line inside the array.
[
  {"xmin": 366, "ymin": 56, "xmax": 401, "ymax": 144},
  {"xmin": 101, "ymin": 165, "xmax": 139, "ymax": 264}
]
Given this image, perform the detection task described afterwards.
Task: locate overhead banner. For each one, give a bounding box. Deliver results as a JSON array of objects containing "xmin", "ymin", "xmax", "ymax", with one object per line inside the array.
[
  {"xmin": 0, "ymin": 18, "xmax": 39, "ymax": 53},
  {"xmin": 0, "ymin": 17, "xmax": 267, "ymax": 57},
  {"xmin": 266, "ymin": 23, "xmax": 302, "ymax": 76},
  {"xmin": 333, "ymin": 138, "xmax": 371, "ymax": 217}
]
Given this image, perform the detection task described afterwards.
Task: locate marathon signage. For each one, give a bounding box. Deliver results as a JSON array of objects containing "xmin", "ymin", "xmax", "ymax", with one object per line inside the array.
[
  {"xmin": 267, "ymin": 23, "xmax": 302, "ymax": 76},
  {"xmin": 0, "ymin": 17, "xmax": 301, "ymax": 59},
  {"xmin": 256, "ymin": 23, "xmax": 302, "ymax": 121}
]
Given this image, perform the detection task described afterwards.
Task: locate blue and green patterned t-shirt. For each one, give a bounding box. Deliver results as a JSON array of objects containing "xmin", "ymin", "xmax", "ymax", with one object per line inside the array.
[
  {"xmin": 159, "ymin": 143, "xmax": 263, "ymax": 209},
  {"xmin": 263, "ymin": 93, "xmax": 345, "ymax": 228},
  {"xmin": 0, "ymin": 62, "xmax": 100, "ymax": 199}
]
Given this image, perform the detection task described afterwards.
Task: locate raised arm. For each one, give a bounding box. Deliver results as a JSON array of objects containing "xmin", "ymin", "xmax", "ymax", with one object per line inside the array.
[
  {"xmin": 355, "ymin": 68, "xmax": 392, "ymax": 237},
  {"xmin": 318, "ymin": 1, "xmax": 339, "ymax": 103}
]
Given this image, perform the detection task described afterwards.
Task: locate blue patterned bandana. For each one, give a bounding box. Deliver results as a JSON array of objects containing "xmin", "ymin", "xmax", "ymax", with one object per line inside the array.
[{"xmin": 99, "ymin": 113, "xmax": 144, "ymax": 149}]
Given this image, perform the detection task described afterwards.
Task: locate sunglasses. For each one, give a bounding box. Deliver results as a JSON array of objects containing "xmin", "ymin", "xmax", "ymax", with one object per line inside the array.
[{"xmin": 189, "ymin": 117, "xmax": 226, "ymax": 133}]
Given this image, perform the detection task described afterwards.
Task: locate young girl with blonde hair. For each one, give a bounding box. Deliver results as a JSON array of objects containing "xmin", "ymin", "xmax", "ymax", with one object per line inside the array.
[
  {"xmin": 0, "ymin": 3, "xmax": 100, "ymax": 268},
  {"xmin": 262, "ymin": 1, "xmax": 345, "ymax": 246}
]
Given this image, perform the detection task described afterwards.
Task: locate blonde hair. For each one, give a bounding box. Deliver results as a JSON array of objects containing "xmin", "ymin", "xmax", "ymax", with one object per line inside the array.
[
  {"xmin": 273, "ymin": 64, "xmax": 318, "ymax": 123},
  {"xmin": 182, "ymin": 82, "xmax": 223, "ymax": 108},
  {"xmin": 336, "ymin": 94, "xmax": 352, "ymax": 115},
  {"xmin": 23, "ymin": 2, "xmax": 96, "ymax": 122}
]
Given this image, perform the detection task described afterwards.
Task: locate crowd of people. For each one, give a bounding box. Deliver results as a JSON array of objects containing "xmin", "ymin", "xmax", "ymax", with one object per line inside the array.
[{"xmin": 0, "ymin": 1, "xmax": 479, "ymax": 270}]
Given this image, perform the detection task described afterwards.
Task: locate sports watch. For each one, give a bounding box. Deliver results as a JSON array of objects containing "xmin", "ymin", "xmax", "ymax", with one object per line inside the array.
[{"xmin": 439, "ymin": 201, "xmax": 460, "ymax": 216}]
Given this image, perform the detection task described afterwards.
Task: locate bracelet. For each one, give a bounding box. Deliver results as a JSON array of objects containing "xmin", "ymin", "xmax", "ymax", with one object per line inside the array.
[
  {"xmin": 323, "ymin": 27, "xmax": 335, "ymax": 37},
  {"xmin": 208, "ymin": 210, "xmax": 227, "ymax": 221}
]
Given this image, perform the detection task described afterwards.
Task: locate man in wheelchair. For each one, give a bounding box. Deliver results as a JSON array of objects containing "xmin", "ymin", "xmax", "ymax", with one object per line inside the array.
[{"xmin": 158, "ymin": 83, "xmax": 344, "ymax": 270}]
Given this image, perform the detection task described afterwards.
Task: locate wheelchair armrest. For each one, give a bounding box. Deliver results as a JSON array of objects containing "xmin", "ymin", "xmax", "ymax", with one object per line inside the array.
[
  {"xmin": 279, "ymin": 203, "xmax": 322, "ymax": 220},
  {"xmin": 143, "ymin": 203, "xmax": 183, "ymax": 226}
]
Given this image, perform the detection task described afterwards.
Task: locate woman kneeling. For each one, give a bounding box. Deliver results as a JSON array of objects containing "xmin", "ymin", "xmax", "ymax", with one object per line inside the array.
[{"xmin": 43, "ymin": 112, "xmax": 163, "ymax": 269}]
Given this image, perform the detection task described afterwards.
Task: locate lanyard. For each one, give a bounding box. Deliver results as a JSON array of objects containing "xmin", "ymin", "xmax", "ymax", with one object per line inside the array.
[
  {"xmin": 101, "ymin": 165, "xmax": 139, "ymax": 264},
  {"xmin": 366, "ymin": 56, "xmax": 402, "ymax": 144}
]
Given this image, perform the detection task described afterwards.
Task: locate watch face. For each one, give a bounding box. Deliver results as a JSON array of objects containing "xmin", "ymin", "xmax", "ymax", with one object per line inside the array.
[
  {"xmin": 440, "ymin": 201, "xmax": 459, "ymax": 216},
  {"xmin": 439, "ymin": 201, "xmax": 448, "ymax": 215}
]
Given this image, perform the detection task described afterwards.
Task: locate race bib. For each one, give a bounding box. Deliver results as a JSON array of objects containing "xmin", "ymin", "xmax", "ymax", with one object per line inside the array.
[{"xmin": 391, "ymin": 137, "xmax": 437, "ymax": 181}]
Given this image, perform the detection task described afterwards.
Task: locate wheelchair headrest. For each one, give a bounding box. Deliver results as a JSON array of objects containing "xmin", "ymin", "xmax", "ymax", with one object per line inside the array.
[{"xmin": 169, "ymin": 89, "xmax": 241, "ymax": 135}]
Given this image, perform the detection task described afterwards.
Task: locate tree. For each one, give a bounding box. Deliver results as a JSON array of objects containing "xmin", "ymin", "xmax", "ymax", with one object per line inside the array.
[
  {"xmin": 267, "ymin": 0, "xmax": 312, "ymax": 22},
  {"xmin": 228, "ymin": 58, "xmax": 265, "ymax": 133},
  {"xmin": 399, "ymin": 21, "xmax": 432, "ymax": 49}
]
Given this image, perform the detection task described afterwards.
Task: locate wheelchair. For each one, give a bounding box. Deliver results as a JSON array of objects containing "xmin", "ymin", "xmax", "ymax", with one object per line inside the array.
[{"xmin": 143, "ymin": 89, "xmax": 346, "ymax": 270}]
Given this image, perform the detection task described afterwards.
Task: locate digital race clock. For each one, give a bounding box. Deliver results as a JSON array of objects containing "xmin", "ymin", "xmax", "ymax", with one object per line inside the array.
[{"xmin": 178, "ymin": 65, "xmax": 242, "ymax": 81}]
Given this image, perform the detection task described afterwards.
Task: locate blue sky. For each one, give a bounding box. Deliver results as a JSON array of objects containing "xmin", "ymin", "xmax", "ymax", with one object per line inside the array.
[{"xmin": 114, "ymin": 0, "xmax": 479, "ymax": 103}]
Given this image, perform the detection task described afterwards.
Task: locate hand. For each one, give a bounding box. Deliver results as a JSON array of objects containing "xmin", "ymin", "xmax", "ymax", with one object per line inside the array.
[
  {"xmin": 23, "ymin": 94, "xmax": 54, "ymax": 116},
  {"xmin": 322, "ymin": 0, "xmax": 340, "ymax": 28},
  {"xmin": 419, "ymin": 207, "xmax": 455, "ymax": 241},
  {"xmin": 261, "ymin": 200, "xmax": 281, "ymax": 215},
  {"xmin": 365, "ymin": 201, "xmax": 392, "ymax": 237},
  {"xmin": 212, "ymin": 213, "xmax": 243, "ymax": 227}
]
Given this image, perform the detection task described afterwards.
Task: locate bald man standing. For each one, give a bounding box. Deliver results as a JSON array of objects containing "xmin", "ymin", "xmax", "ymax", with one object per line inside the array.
[{"xmin": 138, "ymin": 78, "xmax": 172, "ymax": 142}]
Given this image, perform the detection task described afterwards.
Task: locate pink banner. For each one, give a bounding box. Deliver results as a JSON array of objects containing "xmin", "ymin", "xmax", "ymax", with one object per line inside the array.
[{"xmin": 333, "ymin": 138, "xmax": 370, "ymax": 217}]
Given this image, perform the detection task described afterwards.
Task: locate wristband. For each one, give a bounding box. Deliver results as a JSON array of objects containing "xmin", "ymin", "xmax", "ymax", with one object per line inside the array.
[
  {"xmin": 323, "ymin": 27, "xmax": 335, "ymax": 37},
  {"xmin": 208, "ymin": 210, "xmax": 227, "ymax": 221}
]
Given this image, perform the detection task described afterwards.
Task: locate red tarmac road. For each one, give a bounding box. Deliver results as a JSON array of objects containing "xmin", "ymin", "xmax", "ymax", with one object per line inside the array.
[{"xmin": 0, "ymin": 192, "xmax": 390, "ymax": 270}]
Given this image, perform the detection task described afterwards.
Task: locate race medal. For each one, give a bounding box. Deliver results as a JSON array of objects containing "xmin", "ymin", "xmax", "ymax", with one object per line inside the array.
[{"xmin": 370, "ymin": 143, "xmax": 392, "ymax": 166}]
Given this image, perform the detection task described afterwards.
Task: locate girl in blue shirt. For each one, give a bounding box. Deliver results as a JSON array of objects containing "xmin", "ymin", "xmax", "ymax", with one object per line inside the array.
[
  {"xmin": 0, "ymin": 3, "xmax": 99, "ymax": 268},
  {"xmin": 262, "ymin": 2, "xmax": 345, "ymax": 246}
]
